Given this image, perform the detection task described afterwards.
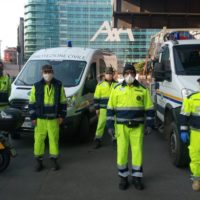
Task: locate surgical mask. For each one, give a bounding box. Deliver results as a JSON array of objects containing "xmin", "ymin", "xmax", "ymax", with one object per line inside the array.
[
  {"xmin": 125, "ymin": 74, "xmax": 135, "ymax": 84},
  {"xmin": 43, "ymin": 73, "xmax": 53, "ymax": 82}
]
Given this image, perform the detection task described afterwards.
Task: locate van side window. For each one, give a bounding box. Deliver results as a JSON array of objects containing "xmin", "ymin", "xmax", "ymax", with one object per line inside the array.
[{"xmin": 83, "ymin": 63, "xmax": 97, "ymax": 95}]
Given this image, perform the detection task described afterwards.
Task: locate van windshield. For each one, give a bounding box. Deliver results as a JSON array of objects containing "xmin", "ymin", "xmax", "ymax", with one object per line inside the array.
[
  {"xmin": 15, "ymin": 60, "xmax": 86, "ymax": 87},
  {"xmin": 174, "ymin": 44, "xmax": 200, "ymax": 75}
]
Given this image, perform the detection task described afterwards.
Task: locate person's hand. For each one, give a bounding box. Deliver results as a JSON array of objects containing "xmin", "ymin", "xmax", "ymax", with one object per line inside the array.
[
  {"xmin": 108, "ymin": 128, "xmax": 115, "ymax": 137},
  {"xmin": 32, "ymin": 120, "xmax": 37, "ymax": 127},
  {"xmin": 180, "ymin": 131, "xmax": 189, "ymax": 143},
  {"xmin": 57, "ymin": 118, "xmax": 64, "ymax": 125},
  {"xmin": 96, "ymin": 110, "xmax": 100, "ymax": 116},
  {"xmin": 144, "ymin": 127, "xmax": 152, "ymax": 135}
]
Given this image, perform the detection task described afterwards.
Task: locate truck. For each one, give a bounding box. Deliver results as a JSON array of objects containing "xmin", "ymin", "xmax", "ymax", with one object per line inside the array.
[
  {"xmin": 9, "ymin": 47, "xmax": 118, "ymax": 141},
  {"xmin": 146, "ymin": 28, "xmax": 200, "ymax": 167}
]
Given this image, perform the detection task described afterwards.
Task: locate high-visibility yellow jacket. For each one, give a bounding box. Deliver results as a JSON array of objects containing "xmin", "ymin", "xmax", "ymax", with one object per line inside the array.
[
  {"xmin": 107, "ymin": 80, "xmax": 154, "ymax": 129},
  {"xmin": 94, "ymin": 80, "xmax": 117, "ymax": 110},
  {"xmin": 180, "ymin": 92, "xmax": 200, "ymax": 131},
  {"xmin": 0, "ymin": 75, "xmax": 11, "ymax": 106},
  {"xmin": 29, "ymin": 78, "xmax": 67, "ymax": 120}
]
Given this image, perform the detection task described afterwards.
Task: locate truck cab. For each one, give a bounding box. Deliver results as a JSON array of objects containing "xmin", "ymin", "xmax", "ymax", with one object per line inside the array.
[{"xmin": 150, "ymin": 30, "xmax": 200, "ymax": 167}]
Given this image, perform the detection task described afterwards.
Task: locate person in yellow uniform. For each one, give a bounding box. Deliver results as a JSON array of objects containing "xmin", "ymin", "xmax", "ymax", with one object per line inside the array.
[
  {"xmin": 180, "ymin": 78, "xmax": 200, "ymax": 191},
  {"xmin": 107, "ymin": 63, "xmax": 154, "ymax": 190},
  {"xmin": 0, "ymin": 61, "xmax": 11, "ymax": 110},
  {"xmin": 29, "ymin": 64, "xmax": 67, "ymax": 171},
  {"xmin": 93, "ymin": 67, "xmax": 117, "ymax": 149}
]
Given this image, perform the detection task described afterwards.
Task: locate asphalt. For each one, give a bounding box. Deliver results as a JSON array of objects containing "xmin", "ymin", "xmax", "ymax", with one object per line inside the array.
[{"xmin": 0, "ymin": 128, "xmax": 200, "ymax": 200}]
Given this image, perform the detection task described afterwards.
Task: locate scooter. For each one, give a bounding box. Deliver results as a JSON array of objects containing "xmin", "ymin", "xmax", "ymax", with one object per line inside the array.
[{"xmin": 0, "ymin": 108, "xmax": 24, "ymax": 172}]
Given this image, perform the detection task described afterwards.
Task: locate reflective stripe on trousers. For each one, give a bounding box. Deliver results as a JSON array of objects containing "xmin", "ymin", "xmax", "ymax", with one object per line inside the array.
[
  {"xmin": 189, "ymin": 129, "xmax": 200, "ymax": 178},
  {"xmin": 116, "ymin": 123, "xmax": 144, "ymax": 177},
  {"xmin": 95, "ymin": 108, "xmax": 107, "ymax": 139},
  {"xmin": 34, "ymin": 118, "xmax": 59, "ymax": 158}
]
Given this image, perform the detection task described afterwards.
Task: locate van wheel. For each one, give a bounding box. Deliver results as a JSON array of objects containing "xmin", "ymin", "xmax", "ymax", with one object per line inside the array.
[
  {"xmin": 168, "ymin": 122, "xmax": 189, "ymax": 167},
  {"xmin": 78, "ymin": 115, "xmax": 90, "ymax": 143}
]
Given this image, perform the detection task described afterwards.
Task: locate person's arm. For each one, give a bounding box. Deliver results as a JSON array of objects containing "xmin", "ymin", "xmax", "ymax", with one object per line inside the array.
[
  {"xmin": 29, "ymin": 86, "xmax": 37, "ymax": 125},
  {"xmin": 94, "ymin": 84, "xmax": 100, "ymax": 116},
  {"xmin": 58, "ymin": 85, "xmax": 67, "ymax": 124},
  {"xmin": 107, "ymin": 89, "xmax": 116, "ymax": 130},
  {"xmin": 144, "ymin": 88, "xmax": 155, "ymax": 128}
]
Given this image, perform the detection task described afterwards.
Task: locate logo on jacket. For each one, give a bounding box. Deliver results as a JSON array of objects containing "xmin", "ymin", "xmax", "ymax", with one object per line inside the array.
[{"xmin": 136, "ymin": 96, "xmax": 142, "ymax": 101}]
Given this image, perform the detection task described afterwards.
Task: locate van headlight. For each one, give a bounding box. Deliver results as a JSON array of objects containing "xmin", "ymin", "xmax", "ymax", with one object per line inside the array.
[
  {"xmin": 181, "ymin": 88, "xmax": 195, "ymax": 99},
  {"xmin": 67, "ymin": 96, "xmax": 75, "ymax": 107}
]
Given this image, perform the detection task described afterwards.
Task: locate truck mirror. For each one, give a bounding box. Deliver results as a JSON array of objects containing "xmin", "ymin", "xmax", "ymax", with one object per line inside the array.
[{"xmin": 153, "ymin": 62, "xmax": 165, "ymax": 82}]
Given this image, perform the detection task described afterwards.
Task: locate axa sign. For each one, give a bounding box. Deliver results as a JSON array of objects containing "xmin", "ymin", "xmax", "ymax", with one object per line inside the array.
[{"xmin": 90, "ymin": 21, "xmax": 134, "ymax": 42}]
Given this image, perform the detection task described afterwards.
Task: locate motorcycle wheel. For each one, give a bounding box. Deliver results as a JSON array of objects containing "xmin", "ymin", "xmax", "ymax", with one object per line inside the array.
[{"xmin": 0, "ymin": 148, "xmax": 10, "ymax": 172}]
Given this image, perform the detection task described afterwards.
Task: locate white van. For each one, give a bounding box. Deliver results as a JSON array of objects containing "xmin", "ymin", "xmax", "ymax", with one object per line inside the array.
[
  {"xmin": 9, "ymin": 47, "xmax": 117, "ymax": 140},
  {"xmin": 151, "ymin": 33, "xmax": 200, "ymax": 167}
]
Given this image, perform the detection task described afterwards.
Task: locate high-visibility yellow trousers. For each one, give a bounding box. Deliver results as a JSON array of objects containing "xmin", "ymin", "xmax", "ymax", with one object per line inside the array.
[
  {"xmin": 34, "ymin": 118, "xmax": 60, "ymax": 158},
  {"xmin": 116, "ymin": 124, "xmax": 144, "ymax": 177},
  {"xmin": 189, "ymin": 129, "xmax": 200, "ymax": 179},
  {"xmin": 95, "ymin": 108, "xmax": 107, "ymax": 139}
]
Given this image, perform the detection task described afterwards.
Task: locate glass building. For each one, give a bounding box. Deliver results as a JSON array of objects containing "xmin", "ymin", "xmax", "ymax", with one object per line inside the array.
[{"xmin": 24, "ymin": 0, "xmax": 160, "ymax": 63}]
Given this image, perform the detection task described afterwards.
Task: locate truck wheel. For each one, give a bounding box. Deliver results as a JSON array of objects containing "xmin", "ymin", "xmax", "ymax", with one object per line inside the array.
[
  {"xmin": 0, "ymin": 148, "xmax": 10, "ymax": 172},
  {"xmin": 168, "ymin": 122, "xmax": 189, "ymax": 167},
  {"xmin": 78, "ymin": 115, "xmax": 90, "ymax": 143}
]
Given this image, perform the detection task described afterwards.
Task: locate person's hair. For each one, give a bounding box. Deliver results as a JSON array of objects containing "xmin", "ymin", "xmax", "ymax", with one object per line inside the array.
[{"xmin": 42, "ymin": 64, "xmax": 53, "ymax": 71}]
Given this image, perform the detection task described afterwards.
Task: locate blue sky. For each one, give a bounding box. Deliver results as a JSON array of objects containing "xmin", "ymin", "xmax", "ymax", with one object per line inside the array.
[{"xmin": 0, "ymin": 0, "xmax": 25, "ymax": 58}]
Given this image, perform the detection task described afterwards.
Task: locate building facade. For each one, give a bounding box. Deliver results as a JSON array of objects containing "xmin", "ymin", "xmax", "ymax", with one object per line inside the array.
[
  {"xmin": 113, "ymin": 0, "xmax": 200, "ymax": 29},
  {"xmin": 24, "ymin": 0, "xmax": 159, "ymax": 63}
]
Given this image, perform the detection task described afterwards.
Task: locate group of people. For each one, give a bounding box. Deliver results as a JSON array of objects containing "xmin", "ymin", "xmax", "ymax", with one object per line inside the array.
[{"xmin": 0, "ymin": 61, "xmax": 200, "ymax": 191}]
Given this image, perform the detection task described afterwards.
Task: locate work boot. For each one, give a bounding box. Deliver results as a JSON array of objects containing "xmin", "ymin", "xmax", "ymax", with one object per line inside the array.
[
  {"xmin": 93, "ymin": 138, "xmax": 102, "ymax": 149},
  {"xmin": 35, "ymin": 158, "xmax": 44, "ymax": 172},
  {"xmin": 51, "ymin": 158, "xmax": 60, "ymax": 171},
  {"xmin": 119, "ymin": 177, "xmax": 129, "ymax": 190},
  {"xmin": 132, "ymin": 177, "xmax": 144, "ymax": 190},
  {"xmin": 192, "ymin": 180, "xmax": 200, "ymax": 191}
]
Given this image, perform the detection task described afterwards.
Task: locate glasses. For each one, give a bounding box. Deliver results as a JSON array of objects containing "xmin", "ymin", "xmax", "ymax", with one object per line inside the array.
[
  {"xmin": 124, "ymin": 70, "xmax": 135, "ymax": 76},
  {"xmin": 43, "ymin": 70, "xmax": 53, "ymax": 74}
]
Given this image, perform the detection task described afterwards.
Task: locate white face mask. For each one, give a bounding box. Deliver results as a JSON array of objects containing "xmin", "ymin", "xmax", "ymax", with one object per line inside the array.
[
  {"xmin": 125, "ymin": 74, "xmax": 135, "ymax": 84},
  {"xmin": 43, "ymin": 73, "xmax": 53, "ymax": 82}
]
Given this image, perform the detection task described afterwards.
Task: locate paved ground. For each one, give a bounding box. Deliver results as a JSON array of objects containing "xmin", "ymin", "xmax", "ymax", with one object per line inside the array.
[{"xmin": 0, "ymin": 128, "xmax": 200, "ymax": 200}]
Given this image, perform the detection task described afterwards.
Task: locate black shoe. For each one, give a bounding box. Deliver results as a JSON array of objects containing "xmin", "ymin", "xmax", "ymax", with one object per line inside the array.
[
  {"xmin": 93, "ymin": 139, "xmax": 102, "ymax": 149},
  {"xmin": 132, "ymin": 177, "xmax": 144, "ymax": 190},
  {"xmin": 35, "ymin": 159, "xmax": 44, "ymax": 172},
  {"xmin": 119, "ymin": 177, "xmax": 129, "ymax": 190},
  {"xmin": 51, "ymin": 158, "xmax": 60, "ymax": 171}
]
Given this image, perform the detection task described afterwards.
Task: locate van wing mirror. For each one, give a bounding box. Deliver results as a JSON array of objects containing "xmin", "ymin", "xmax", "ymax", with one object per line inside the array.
[
  {"xmin": 84, "ymin": 79, "xmax": 97, "ymax": 93},
  {"xmin": 153, "ymin": 62, "xmax": 165, "ymax": 82}
]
